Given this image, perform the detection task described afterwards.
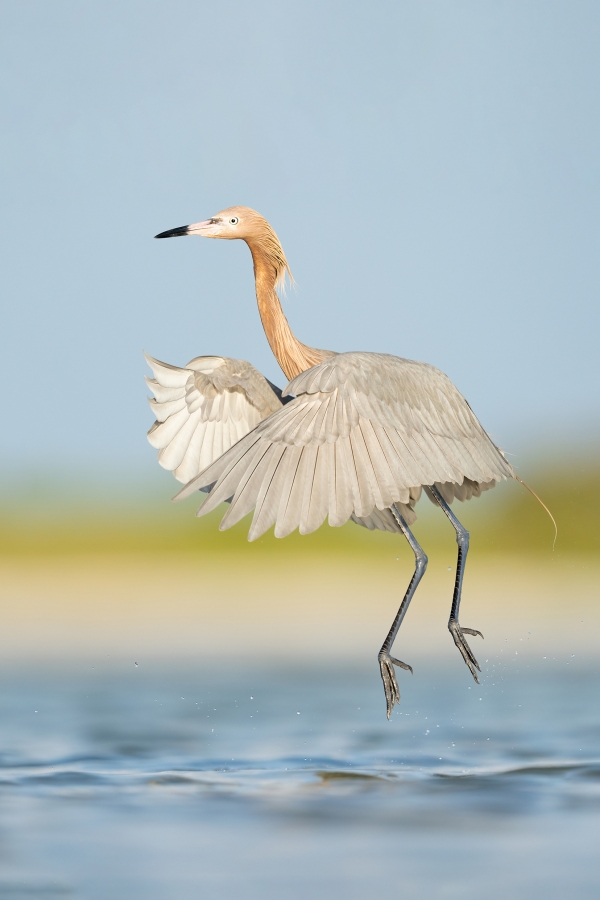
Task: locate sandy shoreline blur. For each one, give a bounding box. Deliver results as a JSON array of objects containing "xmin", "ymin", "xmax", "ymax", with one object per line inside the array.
[{"xmin": 1, "ymin": 553, "xmax": 597, "ymax": 666}]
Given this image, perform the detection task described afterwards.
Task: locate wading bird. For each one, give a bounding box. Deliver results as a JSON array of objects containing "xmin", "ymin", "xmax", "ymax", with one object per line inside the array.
[{"xmin": 146, "ymin": 206, "xmax": 516, "ymax": 718}]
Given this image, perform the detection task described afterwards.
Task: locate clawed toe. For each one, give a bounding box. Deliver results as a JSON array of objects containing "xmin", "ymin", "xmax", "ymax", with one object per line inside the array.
[
  {"xmin": 379, "ymin": 651, "xmax": 412, "ymax": 719},
  {"xmin": 448, "ymin": 619, "xmax": 482, "ymax": 683},
  {"xmin": 461, "ymin": 627, "xmax": 484, "ymax": 639},
  {"xmin": 389, "ymin": 656, "xmax": 413, "ymax": 674}
]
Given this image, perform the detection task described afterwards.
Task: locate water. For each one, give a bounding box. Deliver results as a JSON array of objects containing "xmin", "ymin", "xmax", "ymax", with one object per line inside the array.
[{"xmin": 0, "ymin": 659, "xmax": 598, "ymax": 899}]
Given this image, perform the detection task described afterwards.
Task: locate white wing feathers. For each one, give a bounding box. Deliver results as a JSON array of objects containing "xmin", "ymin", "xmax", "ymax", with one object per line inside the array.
[
  {"xmin": 145, "ymin": 353, "xmax": 283, "ymax": 484},
  {"xmin": 175, "ymin": 352, "xmax": 514, "ymax": 540}
]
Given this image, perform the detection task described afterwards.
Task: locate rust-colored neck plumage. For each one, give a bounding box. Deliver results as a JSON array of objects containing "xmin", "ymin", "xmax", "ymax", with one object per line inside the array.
[{"xmin": 246, "ymin": 229, "xmax": 334, "ymax": 381}]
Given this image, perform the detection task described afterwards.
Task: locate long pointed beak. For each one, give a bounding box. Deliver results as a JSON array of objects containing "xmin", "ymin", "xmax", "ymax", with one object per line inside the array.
[
  {"xmin": 154, "ymin": 225, "xmax": 190, "ymax": 239},
  {"xmin": 154, "ymin": 219, "xmax": 221, "ymax": 239}
]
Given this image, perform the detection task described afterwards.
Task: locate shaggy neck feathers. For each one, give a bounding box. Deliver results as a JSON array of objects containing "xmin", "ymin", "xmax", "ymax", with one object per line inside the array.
[{"xmin": 246, "ymin": 227, "xmax": 333, "ymax": 381}]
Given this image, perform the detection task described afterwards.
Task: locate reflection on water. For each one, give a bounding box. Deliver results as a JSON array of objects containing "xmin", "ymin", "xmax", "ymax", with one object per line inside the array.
[{"xmin": 0, "ymin": 660, "xmax": 598, "ymax": 899}]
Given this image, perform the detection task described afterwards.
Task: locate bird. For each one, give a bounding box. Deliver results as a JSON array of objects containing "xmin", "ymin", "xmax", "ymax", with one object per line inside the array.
[{"xmin": 146, "ymin": 205, "xmax": 516, "ymax": 719}]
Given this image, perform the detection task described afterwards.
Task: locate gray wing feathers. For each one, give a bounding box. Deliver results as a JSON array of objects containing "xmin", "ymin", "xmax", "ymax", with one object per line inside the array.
[
  {"xmin": 329, "ymin": 441, "xmax": 354, "ymax": 527},
  {"xmin": 425, "ymin": 478, "xmax": 496, "ymax": 505},
  {"xmin": 352, "ymin": 505, "xmax": 416, "ymax": 531},
  {"xmin": 175, "ymin": 351, "xmax": 514, "ymax": 540},
  {"xmin": 145, "ymin": 353, "xmax": 282, "ymax": 484}
]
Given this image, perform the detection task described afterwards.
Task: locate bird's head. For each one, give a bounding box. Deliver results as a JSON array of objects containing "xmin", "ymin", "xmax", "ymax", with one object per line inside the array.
[
  {"xmin": 155, "ymin": 206, "xmax": 269, "ymax": 242},
  {"xmin": 155, "ymin": 206, "xmax": 292, "ymax": 289}
]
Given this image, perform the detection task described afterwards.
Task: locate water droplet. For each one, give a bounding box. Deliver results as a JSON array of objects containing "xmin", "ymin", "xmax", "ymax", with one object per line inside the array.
[{"xmin": 134, "ymin": 662, "xmax": 138, "ymax": 667}]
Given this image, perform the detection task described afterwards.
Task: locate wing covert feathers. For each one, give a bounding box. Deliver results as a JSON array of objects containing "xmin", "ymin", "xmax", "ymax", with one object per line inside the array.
[
  {"xmin": 174, "ymin": 351, "xmax": 514, "ymax": 540},
  {"xmin": 145, "ymin": 353, "xmax": 283, "ymax": 484}
]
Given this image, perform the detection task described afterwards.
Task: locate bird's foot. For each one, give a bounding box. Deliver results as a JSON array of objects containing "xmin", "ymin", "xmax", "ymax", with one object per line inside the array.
[
  {"xmin": 448, "ymin": 618, "xmax": 483, "ymax": 683},
  {"xmin": 378, "ymin": 650, "xmax": 413, "ymax": 720}
]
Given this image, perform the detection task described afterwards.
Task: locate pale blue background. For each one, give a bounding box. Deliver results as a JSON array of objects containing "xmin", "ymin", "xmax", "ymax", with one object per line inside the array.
[{"xmin": 2, "ymin": 1, "xmax": 599, "ymax": 476}]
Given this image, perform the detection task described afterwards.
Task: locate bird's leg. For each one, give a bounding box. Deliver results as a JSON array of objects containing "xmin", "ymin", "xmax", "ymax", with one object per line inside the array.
[
  {"xmin": 378, "ymin": 506, "xmax": 428, "ymax": 719},
  {"xmin": 428, "ymin": 486, "xmax": 483, "ymax": 683}
]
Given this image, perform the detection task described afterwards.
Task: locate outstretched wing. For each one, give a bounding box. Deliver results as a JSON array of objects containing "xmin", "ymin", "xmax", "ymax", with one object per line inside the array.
[
  {"xmin": 145, "ymin": 353, "xmax": 284, "ymax": 484},
  {"xmin": 175, "ymin": 351, "xmax": 514, "ymax": 540}
]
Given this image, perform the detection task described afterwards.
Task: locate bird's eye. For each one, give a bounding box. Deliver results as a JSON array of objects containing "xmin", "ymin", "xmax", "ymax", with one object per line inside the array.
[{"xmin": 229, "ymin": 217, "xmax": 239, "ymax": 225}]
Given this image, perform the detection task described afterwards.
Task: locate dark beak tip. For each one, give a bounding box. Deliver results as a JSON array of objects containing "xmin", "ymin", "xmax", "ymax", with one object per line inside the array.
[{"xmin": 154, "ymin": 225, "xmax": 190, "ymax": 239}]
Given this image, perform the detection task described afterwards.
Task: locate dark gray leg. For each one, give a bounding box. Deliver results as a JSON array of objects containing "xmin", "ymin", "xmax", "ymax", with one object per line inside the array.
[
  {"xmin": 429, "ymin": 486, "xmax": 483, "ymax": 683},
  {"xmin": 378, "ymin": 505, "xmax": 428, "ymax": 719}
]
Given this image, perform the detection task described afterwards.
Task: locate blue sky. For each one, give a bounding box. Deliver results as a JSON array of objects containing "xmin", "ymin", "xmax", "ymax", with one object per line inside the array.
[{"xmin": 2, "ymin": 1, "xmax": 599, "ymax": 480}]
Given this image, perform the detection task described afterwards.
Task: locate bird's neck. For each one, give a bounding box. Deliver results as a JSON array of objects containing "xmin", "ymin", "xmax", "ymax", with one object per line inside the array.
[{"xmin": 248, "ymin": 241, "xmax": 334, "ymax": 381}]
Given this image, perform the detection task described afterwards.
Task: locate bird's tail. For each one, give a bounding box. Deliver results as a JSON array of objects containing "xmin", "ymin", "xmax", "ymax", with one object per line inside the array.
[{"xmin": 514, "ymin": 475, "xmax": 557, "ymax": 550}]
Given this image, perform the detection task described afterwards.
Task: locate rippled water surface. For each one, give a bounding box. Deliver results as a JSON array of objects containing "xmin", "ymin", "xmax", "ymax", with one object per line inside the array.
[{"xmin": 0, "ymin": 659, "xmax": 598, "ymax": 898}]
